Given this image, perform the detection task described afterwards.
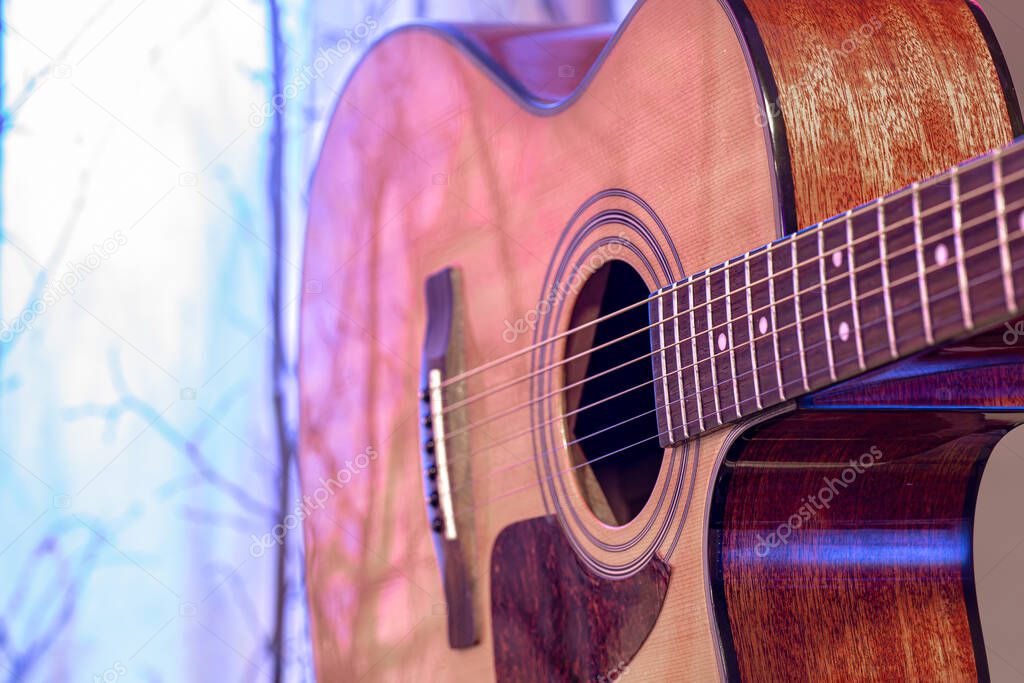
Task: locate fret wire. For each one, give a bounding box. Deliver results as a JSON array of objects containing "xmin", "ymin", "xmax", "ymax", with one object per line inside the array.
[
  {"xmin": 657, "ymin": 291, "xmax": 676, "ymax": 443},
  {"xmin": 673, "ymin": 238, "xmax": 1024, "ymax": 426},
  {"xmin": 693, "ymin": 216, "xmax": 1024, "ymax": 391},
  {"xmin": 442, "ymin": 149, "xmax": 1024, "ymax": 395},
  {"xmin": 705, "ymin": 275, "xmax": 722, "ymax": 420},
  {"xmin": 644, "ymin": 146, "xmax": 1008, "ymax": 323},
  {"xmin": 817, "ymin": 227, "xmax": 837, "ymax": 381},
  {"xmin": 725, "ymin": 264, "xmax": 742, "ymax": 415},
  {"xmin": 644, "ymin": 166, "xmax": 1022, "ymax": 348},
  {"xmin": 452, "ymin": 267, "xmax": 1014, "ymax": 511},
  {"xmin": 911, "ymin": 183, "xmax": 935, "ymax": 345},
  {"xmin": 770, "ymin": 248, "xmax": 782, "ymax": 397},
  {"xmin": 993, "ymin": 150, "xmax": 1018, "ymax": 313},
  {"xmin": 667, "ymin": 240, "xmax": 1023, "ymax": 424},
  {"xmin": 951, "ymin": 168, "xmax": 974, "ymax": 328},
  {"xmin": 688, "ymin": 283, "xmax": 705, "ymax": 431},
  {"xmin": 745, "ymin": 247, "xmax": 1024, "ymax": 406},
  {"xmin": 638, "ymin": 165, "xmax": 1021, "ymax": 375},
  {"xmin": 671, "ymin": 287, "xmax": 688, "ymax": 437},
  {"xmin": 744, "ymin": 255, "xmax": 763, "ymax": 410},
  {"xmin": 648, "ymin": 144, "xmax": 1006, "ymax": 313},
  {"xmin": 446, "ymin": 183, "xmax": 1024, "ymax": 448},
  {"xmin": 767, "ymin": 247, "xmax": 786, "ymax": 399},
  {"xmin": 464, "ymin": 259, "xmax": 1024, "ymax": 493},
  {"xmin": 702, "ymin": 221, "xmax": 1024, "ymax": 380},
  {"xmin": 458, "ymin": 189, "xmax": 1024, "ymax": 427},
  {"xmin": 845, "ymin": 211, "xmax": 867, "ymax": 370},
  {"xmin": 448, "ymin": 210, "xmax": 1024, "ymax": 455},
  {"xmin": 791, "ymin": 238, "xmax": 810, "ymax": 391},
  {"xmin": 876, "ymin": 200, "xmax": 898, "ymax": 358}
]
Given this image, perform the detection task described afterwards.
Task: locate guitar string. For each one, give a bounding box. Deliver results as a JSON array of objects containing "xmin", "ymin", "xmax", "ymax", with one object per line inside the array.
[
  {"xmin": 449, "ymin": 257, "xmax": 1019, "ymax": 518},
  {"xmin": 441, "ymin": 168, "xmax": 1018, "ymax": 417},
  {"xmin": 436, "ymin": 159, "xmax": 1024, "ymax": 418},
  {"xmin": 441, "ymin": 220, "xmax": 1024, "ymax": 474},
  {"xmin": 438, "ymin": 146, "xmax": 1015, "ymax": 391},
  {"xmin": 437, "ymin": 192, "xmax": 1024, "ymax": 443}
]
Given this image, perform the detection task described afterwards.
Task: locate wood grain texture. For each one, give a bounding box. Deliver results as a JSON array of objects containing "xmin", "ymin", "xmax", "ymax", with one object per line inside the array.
[
  {"xmin": 742, "ymin": 0, "xmax": 1017, "ymax": 231},
  {"xmin": 299, "ymin": 2, "xmax": 777, "ymax": 679},
  {"xmin": 803, "ymin": 317, "xmax": 1024, "ymax": 409},
  {"xmin": 711, "ymin": 411, "xmax": 1021, "ymax": 682},
  {"xmin": 490, "ymin": 515, "xmax": 670, "ymax": 683},
  {"xmin": 710, "ymin": 3, "xmax": 1024, "ymax": 680},
  {"xmin": 298, "ymin": 0, "xmax": 1023, "ymax": 680}
]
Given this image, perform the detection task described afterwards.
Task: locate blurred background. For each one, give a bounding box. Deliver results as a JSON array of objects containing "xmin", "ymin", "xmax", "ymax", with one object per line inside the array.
[
  {"xmin": 2, "ymin": 0, "xmax": 1024, "ymax": 681},
  {"xmin": 0, "ymin": 1, "xmax": 633, "ymax": 681}
]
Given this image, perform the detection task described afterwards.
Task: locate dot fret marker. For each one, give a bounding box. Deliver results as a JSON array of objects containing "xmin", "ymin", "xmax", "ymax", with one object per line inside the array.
[{"xmin": 644, "ymin": 139, "xmax": 1024, "ymax": 456}]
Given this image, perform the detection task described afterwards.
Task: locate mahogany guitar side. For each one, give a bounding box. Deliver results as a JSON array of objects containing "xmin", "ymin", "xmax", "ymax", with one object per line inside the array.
[{"xmin": 298, "ymin": 0, "xmax": 1021, "ymax": 680}]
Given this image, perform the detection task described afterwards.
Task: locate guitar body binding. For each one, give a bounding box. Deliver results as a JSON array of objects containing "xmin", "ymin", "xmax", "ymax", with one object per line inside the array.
[{"xmin": 299, "ymin": 0, "xmax": 1024, "ymax": 680}]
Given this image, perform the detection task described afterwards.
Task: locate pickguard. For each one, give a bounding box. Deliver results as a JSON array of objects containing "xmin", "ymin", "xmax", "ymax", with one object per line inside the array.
[{"xmin": 490, "ymin": 516, "xmax": 670, "ymax": 683}]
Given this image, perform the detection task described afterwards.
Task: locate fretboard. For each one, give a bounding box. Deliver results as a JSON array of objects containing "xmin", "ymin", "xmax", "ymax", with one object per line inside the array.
[{"xmin": 649, "ymin": 140, "xmax": 1024, "ymax": 446}]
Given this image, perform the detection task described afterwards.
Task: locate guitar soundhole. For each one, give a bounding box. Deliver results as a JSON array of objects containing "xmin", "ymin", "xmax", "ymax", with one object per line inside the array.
[{"xmin": 563, "ymin": 260, "xmax": 663, "ymax": 526}]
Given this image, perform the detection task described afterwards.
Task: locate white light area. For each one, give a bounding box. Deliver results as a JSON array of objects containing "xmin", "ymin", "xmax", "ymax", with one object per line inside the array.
[
  {"xmin": 3, "ymin": 0, "xmax": 634, "ymax": 679},
  {"xmin": 1, "ymin": 1, "xmax": 312, "ymax": 680}
]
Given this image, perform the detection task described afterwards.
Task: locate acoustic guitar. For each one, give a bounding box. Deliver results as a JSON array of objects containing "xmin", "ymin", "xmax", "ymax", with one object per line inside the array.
[{"xmin": 299, "ymin": 0, "xmax": 1024, "ymax": 680}]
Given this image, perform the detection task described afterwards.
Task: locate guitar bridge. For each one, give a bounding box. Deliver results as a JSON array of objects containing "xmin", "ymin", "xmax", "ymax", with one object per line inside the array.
[{"xmin": 419, "ymin": 267, "xmax": 478, "ymax": 649}]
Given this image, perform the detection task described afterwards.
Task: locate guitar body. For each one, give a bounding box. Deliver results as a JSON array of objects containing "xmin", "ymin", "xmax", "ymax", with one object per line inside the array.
[{"xmin": 299, "ymin": 1, "xmax": 1024, "ymax": 680}]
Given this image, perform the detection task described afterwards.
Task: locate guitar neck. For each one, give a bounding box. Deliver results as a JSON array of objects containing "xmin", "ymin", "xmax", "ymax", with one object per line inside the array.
[{"xmin": 649, "ymin": 140, "xmax": 1024, "ymax": 446}]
